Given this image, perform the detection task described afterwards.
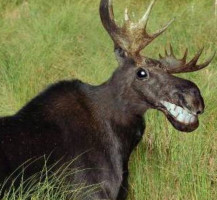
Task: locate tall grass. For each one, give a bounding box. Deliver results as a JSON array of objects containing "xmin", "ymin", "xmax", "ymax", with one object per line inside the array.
[
  {"xmin": 0, "ymin": 158, "xmax": 100, "ymax": 199},
  {"xmin": 0, "ymin": 0, "xmax": 216, "ymax": 199}
]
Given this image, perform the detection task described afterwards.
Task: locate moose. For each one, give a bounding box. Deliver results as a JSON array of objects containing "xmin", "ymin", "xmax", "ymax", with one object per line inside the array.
[{"xmin": 0, "ymin": 0, "xmax": 215, "ymax": 199}]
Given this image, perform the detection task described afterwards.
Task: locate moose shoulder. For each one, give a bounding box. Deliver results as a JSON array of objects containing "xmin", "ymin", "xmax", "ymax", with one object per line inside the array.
[{"xmin": 0, "ymin": 0, "xmax": 215, "ymax": 199}]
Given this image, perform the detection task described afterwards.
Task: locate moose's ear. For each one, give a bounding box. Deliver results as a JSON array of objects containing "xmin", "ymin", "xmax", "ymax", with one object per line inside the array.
[
  {"xmin": 114, "ymin": 47, "xmax": 128, "ymax": 65},
  {"xmin": 114, "ymin": 47, "xmax": 136, "ymax": 67}
]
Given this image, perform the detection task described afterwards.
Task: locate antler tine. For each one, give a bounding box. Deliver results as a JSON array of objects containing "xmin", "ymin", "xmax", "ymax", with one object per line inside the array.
[
  {"xmin": 152, "ymin": 18, "xmax": 174, "ymax": 38},
  {"xmin": 183, "ymin": 51, "xmax": 216, "ymax": 72},
  {"xmin": 199, "ymin": 51, "xmax": 216, "ymax": 68},
  {"xmin": 139, "ymin": 0, "xmax": 155, "ymax": 27},
  {"xmin": 125, "ymin": 8, "xmax": 130, "ymax": 22},
  {"xmin": 100, "ymin": 0, "xmax": 121, "ymax": 45},
  {"xmin": 186, "ymin": 47, "xmax": 204, "ymax": 66},
  {"xmin": 165, "ymin": 48, "xmax": 168, "ymax": 56},
  {"xmin": 108, "ymin": 0, "xmax": 114, "ymax": 21},
  {"xmin": 182, "ymin": 48, "xmax": 188, "ymax": 62},
  {"xmin": 169, "ymin": 44, "xmax": 175, "ymax": 57}
]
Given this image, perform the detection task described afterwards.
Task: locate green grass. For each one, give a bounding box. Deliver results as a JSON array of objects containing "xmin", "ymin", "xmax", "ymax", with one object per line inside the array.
[
  {"xmin": 1, "ymin": 158, "xmax": 100, "ymax": 199},
  {"xmin": 0, "ymin": 0, "xmax": 216, "ymax": 199}
]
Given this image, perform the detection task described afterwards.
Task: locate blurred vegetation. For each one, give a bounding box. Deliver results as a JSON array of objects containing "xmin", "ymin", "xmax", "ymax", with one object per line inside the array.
[{"xmin": 0, "ymin": 0, "xmax": 216, "ymax": 199}]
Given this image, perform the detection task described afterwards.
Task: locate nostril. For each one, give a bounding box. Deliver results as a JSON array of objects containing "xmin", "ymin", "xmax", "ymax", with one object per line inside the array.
[
  {"xmin": 196, "ymin": 109, "xmax": 204, "ymax": 115},
  {"xmin": 196, "ymin": 111, "xmax": 202, "ymax": 115}
]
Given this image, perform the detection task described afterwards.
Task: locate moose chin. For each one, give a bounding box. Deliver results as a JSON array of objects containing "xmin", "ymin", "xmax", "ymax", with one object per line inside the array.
[{"xmin": 0, "ymin": 0, "xmax": 215, "ymax": 199}]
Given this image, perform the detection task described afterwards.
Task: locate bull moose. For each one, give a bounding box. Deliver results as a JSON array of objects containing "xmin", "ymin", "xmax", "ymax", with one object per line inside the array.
[{"xmin": 0, "ymin": 0, "xmax": 215, "ymax": 199}]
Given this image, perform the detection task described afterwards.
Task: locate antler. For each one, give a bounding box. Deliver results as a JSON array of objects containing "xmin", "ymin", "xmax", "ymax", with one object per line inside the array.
[
  {"xmin": 159, "ymin": 45, "xmax": 216, "ymax": 73},
  {"xmin": 100, "ymin": 0, "xmax": 174, "ymax": 61}
]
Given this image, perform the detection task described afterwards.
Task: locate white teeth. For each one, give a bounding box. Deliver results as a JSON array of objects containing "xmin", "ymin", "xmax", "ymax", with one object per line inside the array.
[
  {"xmin": 175, "ymin": 106, "xmax": 183, "ymax": 114},
  {"xmin": 170, "ymin": 108, "xmax": 179, "ymax": 118},
  {"xmin": 177, "ymin": 113, "xmax": 185, "ymax": 122},
  {"xmin": 184, "ymin": 115, "xmax": 191, "ymax": 124},
  {"xmin": 190, "ymin": 116, "xmax": 196, "ymax": 123},
  {"xmin": 161, "ymin": 101, "xmax": 197, "ymax": 125},
  {"xmin": 169, "ymin": 103, "xmax": 175, "ymax": 111},
  {"xmin": 182, "ymin": 109, "xmax": 189, "ymax": 116}
]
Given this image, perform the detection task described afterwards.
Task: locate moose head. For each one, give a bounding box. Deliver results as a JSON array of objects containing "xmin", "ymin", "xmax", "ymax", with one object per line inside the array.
[{"xmin": 100, "ymin": 0, "xmax": 215, "ymax": 132}]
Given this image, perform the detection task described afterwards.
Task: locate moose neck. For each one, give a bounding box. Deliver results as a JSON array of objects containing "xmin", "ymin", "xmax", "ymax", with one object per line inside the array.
[
  {"xmin": 83, "ymin": 68, "xmax": 148, "ymax": 156},
  {"xmin": 86, "ymin": 79, "xmax": 146, "ymax": 159},
  {"xmin": 89, "ymin": 75, "xmax": 148, "ymax": 126}
]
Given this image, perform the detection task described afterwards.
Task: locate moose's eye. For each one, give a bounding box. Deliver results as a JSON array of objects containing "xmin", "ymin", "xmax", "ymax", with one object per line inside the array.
[{"xmin": 136, "ymin": 68, "xmax": 148, "ymax": 80}]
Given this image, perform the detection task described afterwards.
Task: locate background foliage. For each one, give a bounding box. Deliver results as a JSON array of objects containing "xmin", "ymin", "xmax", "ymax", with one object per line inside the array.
[{"xmin": 0, "ymin": 0, "xmax": 216, "ymax": 199}]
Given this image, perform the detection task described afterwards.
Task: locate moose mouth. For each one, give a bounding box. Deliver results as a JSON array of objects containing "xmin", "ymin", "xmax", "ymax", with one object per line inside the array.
[{"xmin": 160, "ymin": 101, "xmax": 199, "ymax": 132}]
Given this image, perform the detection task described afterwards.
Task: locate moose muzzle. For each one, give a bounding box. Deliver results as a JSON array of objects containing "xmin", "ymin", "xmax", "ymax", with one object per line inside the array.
[{"xmin": 160, "ymin": 86, "xmax": 205, "ymax": 132}]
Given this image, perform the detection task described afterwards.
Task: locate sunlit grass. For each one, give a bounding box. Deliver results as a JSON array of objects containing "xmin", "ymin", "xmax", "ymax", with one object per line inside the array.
[
  {"xmin": 0, "ymin": 0, "xmax": 216, "ymax": 199},
  {"xmin": 0, "ymin": 158, "xmax": 100, "ymax": 200}
]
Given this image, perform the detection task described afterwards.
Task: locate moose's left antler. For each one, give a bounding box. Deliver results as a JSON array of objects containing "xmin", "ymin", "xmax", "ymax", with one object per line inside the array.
[
  {"xmin": 100, "ymin": 0, "xmax": 215, "ymax": 70},
  {"xmin": 100, "ymin": 0, "xmax": 174, "ymax": 62},
  {"xmin": 159, "ymin": 45, "xmax": 216, "ymax": 73}
]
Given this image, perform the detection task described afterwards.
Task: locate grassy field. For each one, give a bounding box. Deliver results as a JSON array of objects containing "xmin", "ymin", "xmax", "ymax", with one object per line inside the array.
[{"xmin": 0, "ymin": 0, "xmax": 216, "ymax": 199}]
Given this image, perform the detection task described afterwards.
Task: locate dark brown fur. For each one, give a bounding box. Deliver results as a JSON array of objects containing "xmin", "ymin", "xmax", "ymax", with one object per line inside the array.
[{"xmin": 0, "ymin": 0, "xmax": 214, "ymax": 199}]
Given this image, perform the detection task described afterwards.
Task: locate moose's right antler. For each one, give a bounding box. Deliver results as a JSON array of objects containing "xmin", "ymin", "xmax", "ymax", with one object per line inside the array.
[
  {"xmin": 100, "ymin": 0, "xmax": 174, "ymax": 62},
  {"xmin": 159, "ymin": 45, "xmax": 216, "ymax": 73}
]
